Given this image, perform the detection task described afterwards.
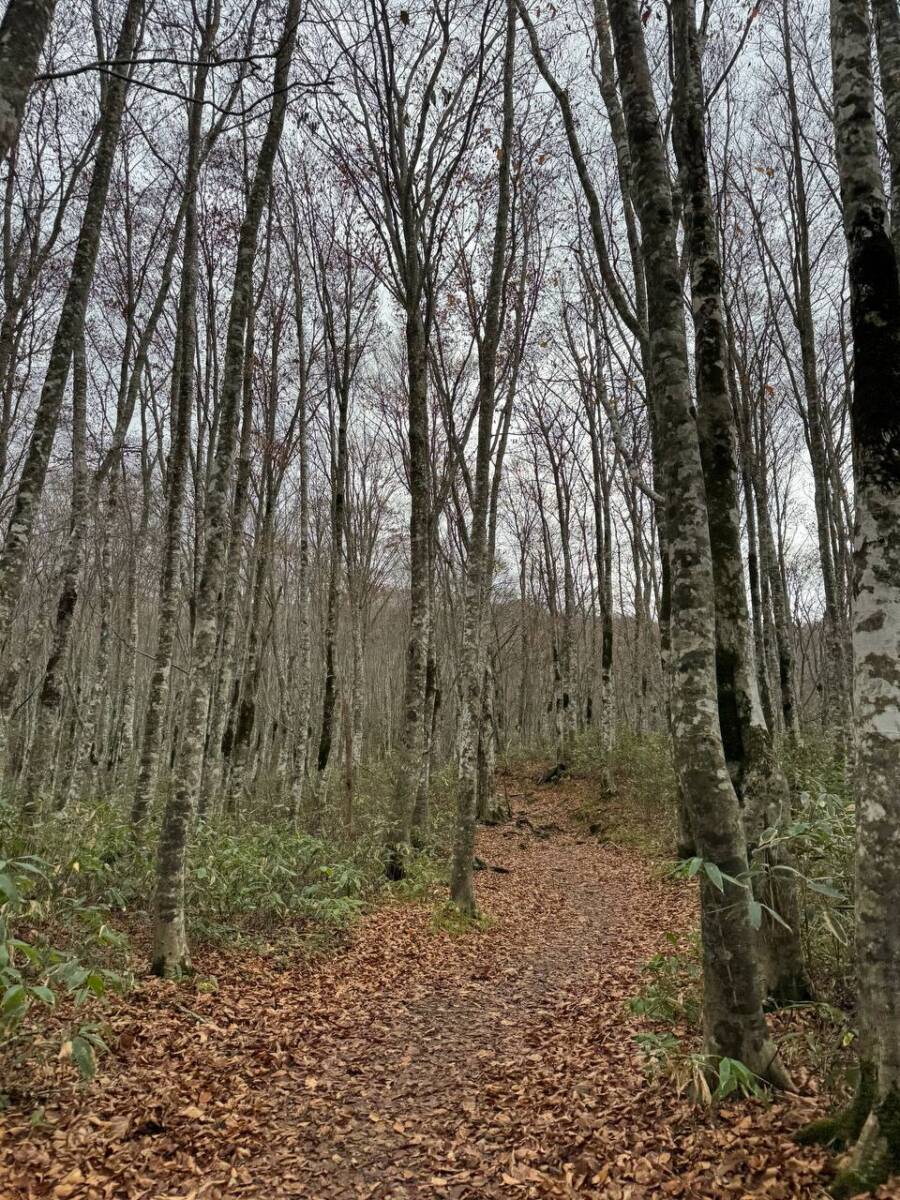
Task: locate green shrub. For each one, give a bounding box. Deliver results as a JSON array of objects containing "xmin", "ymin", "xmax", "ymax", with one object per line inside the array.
[
  {"xmin": 782, "ymin": 732, "xmax": 848, "ymax": 803},
  {"xmin": 429, "ymin": 900, "xmax": 493, "ymax": 936},
  {"xmin": 388, "ymin": 851, "xmax": 448, "ymax": 902},
  {"xmin": 749, "ymin": 734, "xmax": 854, "ymax": 1006},
  {"xmin": 13, "ymin": 793, "xmax": 376, "ymax": 934},
  {"xmin": 771, "ymin": 787, "xmax": 854, "ymax": 1005},
  {"xmin": 633, "ymin": 1032, "xmax": 767, "ymax": 1105},
  {"xmin": 185, "ymin": 824, "xmax": 366, "ymax": 935},
  {"xmin": 628, "ymin": 932, "xmax": 702, "ymax": 1027},
  {"xmin": 629, "ymin": 934, "xmax": 763, "ymax": 1107},
  {"xmin": 0, "ymin": 852, "xmax": 130, "ymax": 1084},
  {"xmin": 568, "ymin": 729, "xmax": 678, "ymax": 855}
]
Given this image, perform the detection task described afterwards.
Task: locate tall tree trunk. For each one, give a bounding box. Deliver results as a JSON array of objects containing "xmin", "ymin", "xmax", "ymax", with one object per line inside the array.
[
  {"xmin": 743, "ymin": 461, "xmax": 776, "ymax": 734},
  {"xmin": 131, "ymin": 16, "xmax": 213, "ymax": 826},
  {"xmin": 386, "ymin": 302, "xmax": 431, "ymax": 876},
  {"xmin": 345, "ymin": 590, "xmax": 365, "ymax": 816},
  {"xmin": 286, "ymin": 262, "xmax": 313, "ymax": 826},
  {"xmin": 476, "ymin": 652, "xmax": 501, "ymax": 822},
  {"xmin": 227, "ymin": 413, "xmax": 279, "ymax": 812},
  {"xmin": 578, "ymin": 303, "xmax": 616, "ymax": 773},
  {"xmin": 0, "ymin": 0, "xmax": 142, "ymax": 650},
  {"xmin": 672, "ymin": 0, "xmax": 809, "ymax": 1003},
  {"xmin": 315, "ymin": 355, "xmax": 349, "ymax": 793},
  {"xmin": 753, "ymin": 415, "xmax": 801, "ymax": 738},
  {"xmin": 19, "ymin": 328, "xmax": 89, "ymax": 821},
  {"xmin": 780, "ymin": 0, "xmax": 852, "ymax": 740},
  {"xmin": 449, "ymin": 0, "xmax": 515, "ymax": 912},
  {"xmin": 813, "ymin": 0, "xmax": 900, "ymax": 1188},
  {"xmin": 199, "ymin": 313, "xmax": 256, "ymax": 815},
  {"xmin": 873, "ymin": 0, "xmax": 900, "ymax": 260},
  {"xmin": 112, "ymin": 467, "xmax": 149, "ymax": 795},
  {"xmin": 151, "ymin": 0, "xmax": 300, "ymax": 975},
  {"xmin": 0, "ymin": 0, "xmax": 58, "ymax": 162},
  {"xmin": 65, "ymin": 473, "xmax": 115, "ymax": 807},
  {"xmin": 411, "ymin": 598, "xmax": 437, "ymax": 835},
  {"xmin": 605, "ymin": 0, "xmax": 788, "ymax": 1082}
]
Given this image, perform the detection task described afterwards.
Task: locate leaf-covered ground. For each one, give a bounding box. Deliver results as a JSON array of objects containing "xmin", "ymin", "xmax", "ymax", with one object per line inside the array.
[{"xmin": 0, "ymin": 777, "xmax": 856, "ymax": 1198}]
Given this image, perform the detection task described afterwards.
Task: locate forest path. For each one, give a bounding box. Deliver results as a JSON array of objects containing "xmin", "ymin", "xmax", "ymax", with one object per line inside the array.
[{"xmin": 2, "ymin": 774, "xmax": 834, "ymax": 1199}]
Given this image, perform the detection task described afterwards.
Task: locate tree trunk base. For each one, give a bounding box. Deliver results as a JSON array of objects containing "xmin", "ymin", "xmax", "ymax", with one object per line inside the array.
[
  {"xmin": 705, "ymin": 1017, "xmax": 793, "ymax": 1091},
  {"xmin": 797, "ymin": 1068, "xmax": 900, "ymax": 1198},
  {"xmin": 384, "ymin": 842, "xmax": 409, "ymax": 881},
  {"xmin": 746, "ymin": 1038, "xmax": 794, "ymax": 1091},
  {"xmin": 151, "ymin": 917, "xmax": 192, "ymax": 979},
  {"xmin": 765, "ymin": 967, "xmax": 814, "ymax": 1008},
  {"xmin": 539, "ymin": 761, "xmax": 567, "ymax": 785},
  {"xmin": 477, "ymin": 791, "xmax": 510, "ymax": 825},
  {"xmin": 448, "ymin": 880, "xmax": 477, "ymax": 918},
  {"xmin": 831, "ymin": 1103, "xmax": 900, "ymax": 1199},
  {"xmin": 796, "ymin": 1062, "xmax": 876, "ymax": 1151}
]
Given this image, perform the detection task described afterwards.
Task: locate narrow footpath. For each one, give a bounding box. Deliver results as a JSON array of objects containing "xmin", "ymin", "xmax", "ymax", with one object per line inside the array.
[{"xmin": 1, "ymin": 777, "xmax": 841, "ymax": 1198}]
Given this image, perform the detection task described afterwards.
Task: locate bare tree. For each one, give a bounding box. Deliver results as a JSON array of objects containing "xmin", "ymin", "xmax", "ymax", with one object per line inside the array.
[
  {"xmin": 0, "ymin": 0, "xmax": 58, "ymax": 162},
  {"xmin": 671, "ymin": 0, "xmax": 808, "ymax": 1002},
  {"xmin": 449, "ymin": 0, "xmax": 514, "ymax": 914},
  {"xmin": 0, "ymin": 0, "xmax": 144, "ymax": 783},
  {"xmin": 151, "ymin": 0, "xmax": 301, "ymax": 975},
  {"xmin": 601, "ymin": 0, "xmax": 788, "ymax": 1083},
  {"xmin": 800, "ymin": 0, "xmax": 900, "ymax": 1187}
]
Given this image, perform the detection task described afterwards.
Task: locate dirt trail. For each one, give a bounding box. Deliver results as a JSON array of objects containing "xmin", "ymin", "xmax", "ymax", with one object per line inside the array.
[{"xmin": 1, "ymin": 777, "xmax": 838, "ymax": 1199}]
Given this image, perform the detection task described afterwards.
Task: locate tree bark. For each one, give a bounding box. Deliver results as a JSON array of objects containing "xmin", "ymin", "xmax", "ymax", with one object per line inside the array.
[
  {"xmin": 448, "ymin": 2, "xmax": 513, "ymax": 907},
  {"xmin": 816, "ymin": 0, "xmax": 900, "ymax": 1187},
  {"xmin": 0, "ymin": 0, "xmax": 57, "ymax": 162},
  {"xmin": 0, "ymin": 0, "xmax": 143, "ymax": 652},
  {"xmin": 132, "ymin": 14, "xmax": 214, "ymax": 826},
  {"xmin": 386, "ymin": 302, "xmax": 431, "ymax": 876},
  {"xmin": 18, "ymin": 327, "xmax": 88, "ymax": 821},
  {"xmin": 672, "ymin": 0, "xmax": 809, "ymax": 1004},
  {"xmin": 606, "ymin": 0, "xmax": 788, "ymax": 1082},
  {"xmin": 151, "ymin": 0, "xmax": 300, "ymax": 975},
  {"xmin": 199, "ymin": 310, "xmax": 256, "ymax": 815},
  {"xmin": 873, "ymin": 0, "xmax": 900, "ymax": 260},
  {"xmin": 284, "ymin": 246, "xmax": 313, "ymax": 826},
  {"xmin": 448, "ymin": 0, "xmax": 515, "ymax": 912},
  {"xmin": 780, "ymin": 0, "xmax": 852, "ymax": 739}
]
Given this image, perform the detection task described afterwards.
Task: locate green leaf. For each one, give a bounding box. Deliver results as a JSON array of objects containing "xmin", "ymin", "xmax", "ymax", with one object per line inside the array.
[
  {"xmin": 10, "ymin": 939, "xmax": 41, "ymax": 964},
  {"xmin": 80, "ymin": 1025, "xmax": 109, "ymax": 1053},
  {"xmin": 0, "ymin": 874, "xmax": 21, "ymax": 904},
  {"xmin": 11, "ymin": 859, "xmax": 49, "ymax": 879},
  {"xmin": 29, "ymin": 985, "xmax": 56, "ymax": 1007},
  {"xmin": 1, "ymin": 983, "xmax": 28, "ymax": 1015},
  {"xmin": 702, "ymin": 861, "xmax": 725, "ymax": 891},
  {"xmin": 717, "ymin": 1056, "xmax": 735, "ymax": 1096},
  {"xmin": 748, "ymin": 899, "xmax": 763, "ymax": 930},
  {"xmin": 807, "ymin": 880, "xmax": 845, "ymax": 900},
  {"xmin": 759, "ymin": 901, "xmax": 792, "ymax": 931},
  {"xmin": 68, "ymin": 1036, "xmax": 96, "ymax": 1080},
  {"xmin": 55, "ymin": 962, "xmax": 89, "ymax": 990},
  {"xmin": 821, "ymin": 910, "xmax": 849, "ymax": 945},
  {"xmin": 84, "ymin": 971, "xmax": 106, "ymax": 998},
  {"xmin": 719, "ymin": 870, "xmax": 748, "ymax": 889},
  {"xmin": 98, "ymin": 925, "xmax": 127, "ymax": 948}
]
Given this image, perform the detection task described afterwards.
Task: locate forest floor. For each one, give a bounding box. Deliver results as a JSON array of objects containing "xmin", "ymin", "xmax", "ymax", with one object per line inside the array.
[{"xmin": 0, "ymin": 772, "xmax": 865, "ymax": 1199}]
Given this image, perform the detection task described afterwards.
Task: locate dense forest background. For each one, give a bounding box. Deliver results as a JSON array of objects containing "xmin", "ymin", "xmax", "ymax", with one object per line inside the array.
[{"xmin": 0, "ymin": 0, "xmax": 898, "ymax": 1195}]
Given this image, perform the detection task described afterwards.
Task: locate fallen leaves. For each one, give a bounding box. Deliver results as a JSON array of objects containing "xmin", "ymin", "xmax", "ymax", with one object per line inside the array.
[
  {"xmin": 177, "ymin": 1105, "xmax": 208, "ymax": 1121},
  {"xmin": 0, "ymin": 772, "xmax": 857, "ymax": 1198}
]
